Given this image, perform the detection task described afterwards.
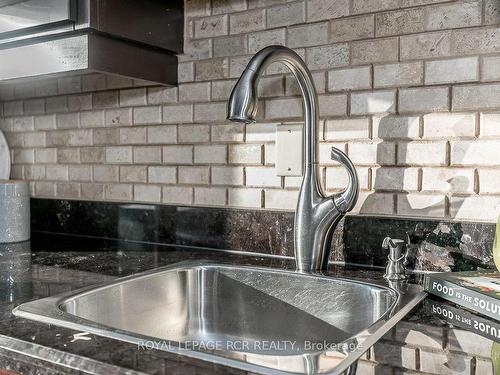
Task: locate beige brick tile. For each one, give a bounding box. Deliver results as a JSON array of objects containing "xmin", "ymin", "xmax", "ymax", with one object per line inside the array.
[
  {"xmin": 355, "ymin": 191, "xmax": 395, "ymax": 215},
  {"xmin": 376, "ymin": 7, "xmax": 425, "ymax": 37},
  {"xmin": 133, "ymin": 146, "xmax": 161, "ymax": 164},
  {"xmin": 82, "ymin": 73, "xmax": 106, "ymax": 91},
  {"xmin": 68, "ymin": 165, "xmax": 91, "ymax": 182},
  {"xmin": 92, "ymin": 91, "xmax": 118, "ymax": 109},
  {"xmin": 350, "ymin": 90, "xmax": 396, "ymax": 115},
  {"xmin": 351, "ymin": 38, "xmax": 398, "ymax": 65},
  {"xmin": 147, "ymin": 125, "xmax": 177, "ymax": 144},
  {"xmin": 264, "ymin": 189, "xmax": 298, "ymax": 210},
  {"xmin": 212, "ymin": 0, "xmax": 246, "ymax": 15},
  {"xmin": 105, "ymin": 108, "xmax": 133, "ymax": 127},
  {"xmin": 67, "ymin": 94, "xmax": 91, "ymax": 112},
  {"xmin": 422, "ymin": 167, "xmax": 474, "ymax": 193},
  {"xmin": 23, "ymin": 98, "xmax": 44, "ymax": 115},
  {"xmin": 267, "ymin": 2, "xmax": 304, "ymax": 27},
  {"xmin": 325, "ymin": 118, "xmax": 370, "ymax": 140},
  {"xmin": 35, "ymin": 181, "xmax": 56, "ymax": 197},
  {"xmin": 46, "ymin": 165, "xmax": 68, "ymax": 181},
  {"xmin": 319, "ymin": 142, "xmax": 346, "ymax": 164},
  {"xmin": 419, "ymin": 350, "xmax": 471, "ymax": 374},
  {"xmin": 397, "ymin": 193, "xmax": 446, "ymax": 217},
  {"xmin": 211, "ymin": 166, "xmax": 244, "ymax": 185},
  {"xmin": 194, "ymin": 102, "xmax": 227, "ymax": 122},
  {"xmin": 214, "ymin": 35, "xmax": 248, "ymax": 58},
  {"xmin": 451, "ymin": 27, "xmax": 500, "ymax": 56},
  {"xmin": 194, "ymin": 14, "xmax": 228, "ymax": 39},
  {"xmin": 120, "ymin": 165, "xmax": 147, "ymax": 183},
  {"xmin": 163, "ymin": 145, "xmax": 193, "ymax": 164},
  {"xmin": 326, "ymin": 166, "xmax": 370, "ymax": 190},
  {"xmin": 265, "ymin": 98, "xmax": 302, "ymax": 120},
  {"xmin": 348, "ymin": 141, "xmax": 396, "ymax": 165},
  {"xmin": 57, "ymin": 148, "xmax": 80, "ymax": 164},
  {"xmin": 81, "ymin": 183, "xmax": 104, "ymax": 200},
  {"xmin": 258, "ymin": 76, "xmax": 285, "ymax": 98},
  {"xmin": 425, "ymin": 57, "xmax": 479, "ymax": 85},
  {"xmin": 147, "ymin": 87, "xmax": 177, "ymax": 105},
  {"xmin": 194, "ymin": 187, "xmax": 227, "ymax": 206},
  {"xmin": 400, "ymin": 31, "xmax": 452, "ymax": 61},
  {"xmin": 481, "ymin": 55, "xmax": 500, "ymax": 82},
  {"xmin": 248, "ymin": 29, "xmax": 286, "ymax": 53},
  {"xmin": 319, "ymin": 94, "xmax": 347, "ymax": 117},
  {"xmin": 119, "ymin": 127, "xmax": 146, "ymax": 145},
  {"xmin": 195, "ymin": 58, "xmax": 229, "ymax": 81},
  {"xmin": 423, "ymin": 113, "xmax": 476, "ymax": 138},
  {"xmin": 246, "ymin": 166, "xmax": 281, "ymax": 187},
  {"xmin": 306, "ymin": 44, "xmax": 349, "ymax": 70},
  {"xmin": 56, "ymin": 182, "xmax": 80, "ymax": 198},
  {"xmin": 134, "ymin": 185, "xmax": 161, "ymax": 203},
  {"xmin": 35, "ymin": 148, "xmax": 57, "ymax": 164},
  {"xmin": 105, "ymin": 146, "xmax": 133, "ymax": 164},
  {"xmin": 451, "ymin": 140, "xmax": 500, "ymax": 166},
  {"xmin": 162, "ymin": 186, "xmax": 193, "ymax": 205},
  {"xmin": 330, "ymin": 14, "xmax": 374, "ymax": 42},
  {"xmin": 448, "ymin": 328, "xmax": 493, "ymax": 357},
  {"xmin": 229, "ymin": 55, "xmax": 252, "ymax": 78},
  {"xmin": 246, "ymin": 122, "xmax": 277, "ymax": 142},
  {"xmin": 211, "ymin": 80, "xmax": 237, "ymax": 100},
  {"xmin": 372, "ymin": 167, "xmax": 419, "ymax": 191},
  {"xmin": 212, "ymin": 123, "xmax": 245, "ymax": 142},
  {"xmin": 194, "ymin": 145, "xmax": 227, "ymax": 164},
  {"xmin": 228, "ymin": 144, "xmax": 262, "ymax": 164},
  {"xmin": 398, "ymin": 141, "xmax": 447, "ymax": 166},
  {"xmin": 427, "ymin": 1, "xmax": 481, "ymax": 31},
  {"xmin": 307, "ymin": 0, "xmax": 349, "ymax": 22},
  {"xmin": 374, "ymin": 62, "xmax": 423, "ymax": 88},
  {"xmin": 372, "ymin": 115, "xmax": 420, "ymax": 139},
  {"xmin": 178, "ymin": 124, "xmax": 210, "ymax": 143},
  {"xmin": 24, "ymin": 165, "xmax": 45, "ymax": 180},
  {"xmin": 453, "ymin": 84, "xmax": 500, "ymax": 111},
  {"xmin": 80, "ymin": 110, "xmax": 104, "ymax": 128},
  {"xmin": 179, "ymin": 82, "xmax": 211, "ymax": 103},
  {"xmin": 81, "ymin": 147, "xmax": 105, "ymax": 164},
  {"xmin": 34, "ymin": 114, "xmax": 56, "ymax": 130},
  {"xmin": 133, "ymin": 106, "xmax": 161, "ymax": 125},
  {"xmin": 451, "ymin": 195, "xmax": 500, "ymax": 221},
  {"xmin": 230, "ymin": 9, "xmax": 265, "ymax": 34},
  {"xmin": 162, "ymin": 104, "xmax": 193, "ymax": 124},
  {"xmin": 328, "ymin": 66, "xmax": 371, "ymax": 91},
  {"xmin": 399, "ymin": 87, "xmax": 449, "ymax": 113},
  {"xmin": 93, "ymin": 165, "xmax": 119, "ymax": 182},
  {"xmin": 119, "ymin": 88, "xmax": 147, "ymax": 107},
  {"xmin": 179, "ymin": 166, "xmax": 209, "ymax": 185},
  {"xmin": 93, "ymin": 128, "xmax": 119, "ymax": 146},
  {"xmin": 23, "ymin": 132, "xmax": 46, "ymax": 148},
  {"xmin": 148, "ymin": 166, "xmax": 176, "ymax": 184},
  {"xmin": 288, "ymin": 22, "xmax": 328, "ymax": 48},
  {"xmin": 228, "ymin": 187, "xmax": 262, "ymax": 208},
  {"xmin": 181, "ymin": 39, "xmax": 212, "ymax": 63},
  {"xmin": 13, "ymin": 116, "xmax": 34, "ymax": 132},
  {"xmin": 480, "ymin": 113, "xmax": 500, "ymax": 137}
]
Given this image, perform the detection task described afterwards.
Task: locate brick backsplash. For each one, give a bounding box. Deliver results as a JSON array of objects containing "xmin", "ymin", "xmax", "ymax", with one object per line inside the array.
[{"xmin": 2, "ymin": 0, "xmax": 500, "ymax": 221}]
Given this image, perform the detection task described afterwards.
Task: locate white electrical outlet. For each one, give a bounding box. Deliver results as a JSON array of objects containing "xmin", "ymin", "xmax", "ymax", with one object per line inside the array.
[{"xmin": 275, "ymin": 124, "xmax": 303, "ymax": 176}]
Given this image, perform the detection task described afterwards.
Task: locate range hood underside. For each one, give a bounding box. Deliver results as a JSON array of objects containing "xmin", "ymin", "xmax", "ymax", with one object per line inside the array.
[{"xmin": 0, "ymin": 32, "xmax": 178, "ymax": 85}]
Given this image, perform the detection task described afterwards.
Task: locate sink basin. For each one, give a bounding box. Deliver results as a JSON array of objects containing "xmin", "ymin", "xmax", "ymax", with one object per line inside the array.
[{"xmin": 13, "ymin": 261, "xmax": 426, "ymax": 374}]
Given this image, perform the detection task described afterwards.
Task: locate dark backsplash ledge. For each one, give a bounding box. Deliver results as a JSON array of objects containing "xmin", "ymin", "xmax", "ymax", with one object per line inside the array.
[{"xmin": 31, "ymin": 198, "xmax": 496, "ymax": 272}]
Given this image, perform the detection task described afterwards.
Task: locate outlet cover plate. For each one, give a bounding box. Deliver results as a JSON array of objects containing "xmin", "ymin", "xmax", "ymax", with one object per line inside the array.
[{"xmin": 276, "ymin": 124, "xmax": 303, "ymax": 177}]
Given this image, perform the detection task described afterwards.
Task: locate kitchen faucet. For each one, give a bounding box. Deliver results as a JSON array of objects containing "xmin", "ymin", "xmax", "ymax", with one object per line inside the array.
[{"xmin": 227, "ymin": 45, "xmax": 359, "ymax": 272}]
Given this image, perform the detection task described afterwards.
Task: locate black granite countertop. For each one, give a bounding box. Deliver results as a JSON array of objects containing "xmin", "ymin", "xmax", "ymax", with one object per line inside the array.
[{"xmin": 0, "ymin": 232, "xmax": 497, "ymax": 375}]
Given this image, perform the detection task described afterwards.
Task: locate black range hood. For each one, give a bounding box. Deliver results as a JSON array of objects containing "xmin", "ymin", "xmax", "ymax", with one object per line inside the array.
[{"xmin": 0, "ymin": 0, "xmax": 183, "ymax": 85}]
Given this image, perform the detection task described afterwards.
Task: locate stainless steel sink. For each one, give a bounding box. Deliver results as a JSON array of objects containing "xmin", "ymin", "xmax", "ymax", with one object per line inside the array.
[{"xmin": 13, "ymin": 261, "xmax": 426, "ymax": 374}]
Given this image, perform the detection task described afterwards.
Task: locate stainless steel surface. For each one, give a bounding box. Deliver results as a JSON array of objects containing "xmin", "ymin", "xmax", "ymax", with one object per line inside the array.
[
  {"xmin": 14, "ymin": 261, "xmax": 426, "ymax": 375},
  {"xmin": 382, "ymin": 237, "xmax": 407, "ymax": 281},
  {"xmin": 0, "ymin": 180, "xmax": 30, "ymax": 243},
  {"xmin": 0, "ymin": 0, "xmax": 181, "ymax": 85},
  {"xmin": 0, "ymin": 0, "xmax": 74, "ymax": 36},
  {"xmin": 227, "ymin": 45, "xmax": 359, "ymax": 272}
]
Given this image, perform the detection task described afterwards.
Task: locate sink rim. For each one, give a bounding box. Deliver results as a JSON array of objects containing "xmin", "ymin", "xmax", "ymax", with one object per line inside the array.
[{"xmin": 13, "ymin": 260, "xmax": 426, "ymax": 375}]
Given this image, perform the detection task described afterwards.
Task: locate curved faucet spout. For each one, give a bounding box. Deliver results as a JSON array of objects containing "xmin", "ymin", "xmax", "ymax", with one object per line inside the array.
[{"xmin": 227, "ymin": 45, "xmax": 359, "ymax": 272}]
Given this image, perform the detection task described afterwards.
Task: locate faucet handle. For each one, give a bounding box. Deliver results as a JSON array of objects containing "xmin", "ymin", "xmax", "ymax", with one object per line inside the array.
[
  {"xmin": 383, "ymin": 237, "xmax": 407, "ymax": 280},
  {"xmin": 331, "ymin": 147, "xmax": 359, "ymax": 213}
]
